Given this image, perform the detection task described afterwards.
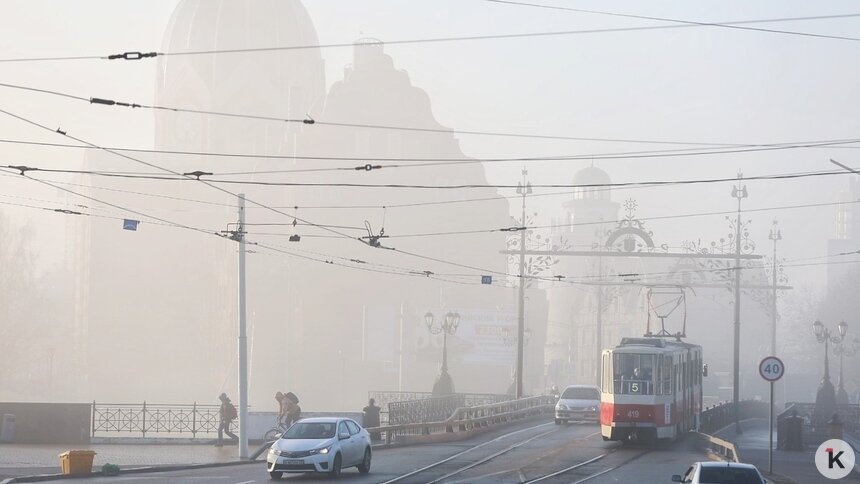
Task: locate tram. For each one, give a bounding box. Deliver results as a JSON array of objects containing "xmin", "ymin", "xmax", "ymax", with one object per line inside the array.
[{"xmin": 599, "ymin": 337, "xmax": 703, "ymax": 442}]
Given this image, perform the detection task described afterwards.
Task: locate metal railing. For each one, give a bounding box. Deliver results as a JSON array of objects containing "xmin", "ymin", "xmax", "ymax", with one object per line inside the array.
[
  {"xmin": 91, "ymin": 401, "xmax": 232, "ymax": 438},
  {"xmin": 367, "ymin": 395, "xmax": 556, "ymax": 445},
  {"xmin": 368, "ymin": 391, "xmax": 510, "ymax": 425},
  {"xmin": 693, "ymin": 431, "xmax": 742, "ymax": 462},
  {"xmin": 699, "ymin": 400, "xmax": 768, "ymax": 435},
  {"xmin": 779, "ymin": 402, "xmax": 859, "ymax": 445}
]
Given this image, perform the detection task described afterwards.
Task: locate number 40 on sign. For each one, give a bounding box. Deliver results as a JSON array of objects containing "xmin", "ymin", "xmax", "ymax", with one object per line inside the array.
[{"xmin": 759, "ymin": 356, "xmax": 785, "ymax": 382}]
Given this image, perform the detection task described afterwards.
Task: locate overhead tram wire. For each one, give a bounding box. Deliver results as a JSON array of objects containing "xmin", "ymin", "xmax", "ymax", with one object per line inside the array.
[
  {"xmin": 0, "ymin": 172, "xmax": 521, "ymax": 286},
  {"xmin": 2, "ymin": 11, "xmax": 860, "ymax": 64},
  {"xmin": 247, "ymin": 199, "xmax": 860, "ymax": 241},
  {"xmin": 483, "ymin": 0, "xmax": 860, "ymax": 42},
  {"xmin": 6, "ymin": 82, "xmax": 860, "ymax": 156},
  {"xmin": 8, "ymin": 163, "xmax": 858, "ymax": 189},
  {"xmin": 0, "ymin": 82, "xmax": 751, "ymax": 147},
  {"xmin": 0, "ymin": 107, "xmax": 578, "ymax": 287},
  {"xmin": 5, "ymin": 136, "xmax": 860, "ymax": 176}
]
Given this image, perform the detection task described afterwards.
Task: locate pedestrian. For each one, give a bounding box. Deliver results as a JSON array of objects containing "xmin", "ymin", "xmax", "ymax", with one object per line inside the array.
[
  {"xmin": 284, "ymin": 391, "xmax": 301, "ymax": 427},
  {"xmin": 275, "ymin": 391, "xmax": 288, "ymax": 427},
  {"xmin": 216, "ymin": 392, "xmax": 238, "ymax": 446},
  {"xmin": 363, "ymin": 398, "xmax": 381, "ymax": 441}
]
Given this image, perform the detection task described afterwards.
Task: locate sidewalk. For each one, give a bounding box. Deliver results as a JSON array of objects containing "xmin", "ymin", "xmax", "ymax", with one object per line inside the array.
[
  {"xmin": 0, "ymin": 443, "xmax": 251, "ymax": 481},
  {"xmin": 716, "ymin": 420, "xmax": 860, "ymax": 484}
]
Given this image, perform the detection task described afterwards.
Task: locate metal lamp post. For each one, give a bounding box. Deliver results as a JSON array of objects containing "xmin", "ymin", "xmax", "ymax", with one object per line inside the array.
[
  {"xmin": 427, "ymin": 311, "xmax": 460, "ymax": 395},
  {"xmin": 812, "ymin": 320, "xmax": 847, "ymax": 424},
  {"xmin": 515, "ymin": 169, "xmax": 533, "ymax": 399},
  {"xmin": 768, "ymin": 220, "xmax": 782, "ymax": 356},
  {"xmin": 834, "ymin": 336, "xmax": 860, "ymax": 405},
  {"xmin": 731, "ymin": 174, "xmax": 748, "ymax": 435},
  {"xmin": 502, "ymin": 327, "xmax": 532, "ymax": 396}
]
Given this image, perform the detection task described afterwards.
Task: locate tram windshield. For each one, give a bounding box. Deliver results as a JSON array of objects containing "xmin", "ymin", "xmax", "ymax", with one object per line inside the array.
[{"xmin": 613, "ymin": 353, "xmax": 657, "ymax": 395}]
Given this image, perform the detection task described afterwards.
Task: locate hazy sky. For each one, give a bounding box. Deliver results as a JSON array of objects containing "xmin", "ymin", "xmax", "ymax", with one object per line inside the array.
[{"xmin": 2, "ymin": 0, "xmax": 859, "ymax": 289}]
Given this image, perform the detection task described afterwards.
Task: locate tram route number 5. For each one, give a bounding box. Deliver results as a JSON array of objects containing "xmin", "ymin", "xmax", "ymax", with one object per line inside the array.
[{"xmin": 759, "ymin": 356, "xmax": 785, "ymax": 382}]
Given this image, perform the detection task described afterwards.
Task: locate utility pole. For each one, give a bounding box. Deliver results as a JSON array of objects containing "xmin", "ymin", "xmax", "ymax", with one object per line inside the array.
[
  {"xmin": 516, "ymin": 169, "xmax": 532, "ymax": 399},
  {"xmin": 731, "ymin": 174, "xmax": 748, "ymax": 435},
  {"xmin": 237, "ymin": 194, "xmax": 249, "ymax": 459},
  {"xmin": 595, "ymin": 241, "xmax": 604, "ymax": 387},
  {"xmin": 768, "ymin": 220, "xmax": 782, "ymax": 356}
]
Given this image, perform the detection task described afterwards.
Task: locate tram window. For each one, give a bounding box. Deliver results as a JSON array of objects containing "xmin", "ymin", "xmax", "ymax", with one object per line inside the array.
[
  {"xmin": 662, "ymin": 356, "xmax": 672, "ymax": 395},
  {"xmin": 612, "ymin": 354, "xmax": 656, "ymax": 395}
]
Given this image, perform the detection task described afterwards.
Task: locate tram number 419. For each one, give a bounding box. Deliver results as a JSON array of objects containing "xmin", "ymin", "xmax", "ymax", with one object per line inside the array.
[{"xmin": 627, "ymin": 410, "xmax": 640, "ymax": 418}]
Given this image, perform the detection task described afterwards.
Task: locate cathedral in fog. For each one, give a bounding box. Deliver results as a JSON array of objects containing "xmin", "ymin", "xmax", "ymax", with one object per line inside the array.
[{"xmin": 75, "ymin": 0, "xmax": 547, "ymax": 409}]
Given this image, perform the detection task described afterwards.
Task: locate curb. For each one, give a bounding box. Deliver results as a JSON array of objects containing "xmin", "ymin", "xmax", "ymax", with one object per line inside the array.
[{"xmin": 0, "ymin": 459, "xmax": 260, "ymax": 483}]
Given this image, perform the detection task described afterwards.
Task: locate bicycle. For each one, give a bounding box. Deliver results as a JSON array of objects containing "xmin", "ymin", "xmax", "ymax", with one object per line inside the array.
[{"xmin": 263, "ymin": 420, "xmax": 290, "ymax": 442}]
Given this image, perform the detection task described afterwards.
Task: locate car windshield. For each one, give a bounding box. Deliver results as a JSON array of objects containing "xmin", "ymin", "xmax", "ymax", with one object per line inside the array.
[
  {"xmin": 699, "ymin": 466, "xmax": 762, "ymax": 483},
  {"xmin": 561, "ymin": 388, "xmax": 599, "ymax": 400},
  {"xmin": 281, "ymin": 422, "xmax": 336, "ymax": 440}
]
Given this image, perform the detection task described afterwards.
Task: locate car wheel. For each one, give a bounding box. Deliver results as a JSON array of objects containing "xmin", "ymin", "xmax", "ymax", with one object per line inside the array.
[
  {"xmin": 329, "ymin": 453, "xmax": 342, "ymax": 477},
  {"xmin": 269, "ymin": 471, "xmax": 283, "ymax": 479},
  {"xmin": 357, "ymin": 447, "xmax": 371, "ymax": 474},
  {"xmin": 554, "ymin": 418, "xmax": 561, "ymax": 425}
]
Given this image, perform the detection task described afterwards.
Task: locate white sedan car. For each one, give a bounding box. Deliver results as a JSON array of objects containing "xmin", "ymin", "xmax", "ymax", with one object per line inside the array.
[
  {"xmin": 672, "ymin": 461, "xmax": 768, "ymax": 483},
  {"xmin": 266, "ymin": 417, "xmax": 372, "ymax": 478}
]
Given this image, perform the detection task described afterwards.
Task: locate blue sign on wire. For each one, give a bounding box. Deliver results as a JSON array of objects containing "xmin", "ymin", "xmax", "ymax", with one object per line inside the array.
[
  {"xmin": 481, "ymin": 275, "xmax": 492, "ymax": 285},
  {"xmin": 123, "ymin": 219, "xmax": 140, "ymax": 231}
]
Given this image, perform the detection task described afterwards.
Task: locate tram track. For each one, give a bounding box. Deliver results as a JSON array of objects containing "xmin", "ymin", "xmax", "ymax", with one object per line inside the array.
[{"xmin": 383, "ymin": 421, "xmax": 605, "ymax": 484}]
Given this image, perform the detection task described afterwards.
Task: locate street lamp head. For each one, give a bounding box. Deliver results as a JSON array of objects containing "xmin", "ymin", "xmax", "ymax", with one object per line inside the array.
[
  {"xmin": 444, "ymin": 311, "xmax": 460, "ymax": 332},
  {"xmin": 813, "ymin": 320, "xmax": 824, "ymax": 338},
  {"xmin": 838, "ymin": 320, "xmax": 848, "ymax": 338},
  {"xmin": 424, "ymin": 312, "xmax": 434, "ymax": 329}
]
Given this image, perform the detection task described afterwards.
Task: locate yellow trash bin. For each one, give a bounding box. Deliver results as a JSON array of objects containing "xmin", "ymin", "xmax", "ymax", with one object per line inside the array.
[{"xmin": 59, "ymin": 450, "xmax": 96, "ymax": 475}]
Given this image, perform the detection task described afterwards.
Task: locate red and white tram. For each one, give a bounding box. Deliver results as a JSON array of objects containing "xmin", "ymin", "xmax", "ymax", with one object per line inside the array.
[{"xmin": 600, "ymin": 337, "xmax": 702, "ymax": 442}]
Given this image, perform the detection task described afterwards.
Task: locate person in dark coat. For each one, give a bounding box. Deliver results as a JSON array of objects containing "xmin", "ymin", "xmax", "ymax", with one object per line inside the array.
[
  {"xmin": 363, "ymin": 398, "xmax": 381, "ymax": 441},
  {"xmin": 216, "ymin": 392, "xmax": 238, "ymax": 446}
]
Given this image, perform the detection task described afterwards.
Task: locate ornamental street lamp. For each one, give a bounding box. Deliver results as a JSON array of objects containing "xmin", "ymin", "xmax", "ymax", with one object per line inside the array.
[
  {"xmin": 812, "ymin": 320, "xmax": 848, "ymax": 425},
  {"xmin": 730, "ymin": 173, "xmax": 748, "ymax": 435},
  {"xmin": 427, "ymin": 311, "xmax": 460, "ymax": 395},
  {"xmin": 833, "ymin": 336, "xmax": 860, "ymax": 405}
]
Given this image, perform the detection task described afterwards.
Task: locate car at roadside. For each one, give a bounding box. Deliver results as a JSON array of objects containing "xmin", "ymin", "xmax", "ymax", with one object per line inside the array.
[
  {"xmin": 555, "ymin": 385, "xmax": 600, "ymax": 424},
  {"xmin": 672, "ymin": 461, "xmax": 768, "ymax": 483},
  {"xmin": 266, "ymin": 417, "xmax": 372, "ymax": 478}
]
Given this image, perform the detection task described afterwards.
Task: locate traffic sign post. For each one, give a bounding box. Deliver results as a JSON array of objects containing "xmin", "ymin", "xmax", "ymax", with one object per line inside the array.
[{"xmin": 759, "ymin": 356, "xmax": 785, "ymax": 475}]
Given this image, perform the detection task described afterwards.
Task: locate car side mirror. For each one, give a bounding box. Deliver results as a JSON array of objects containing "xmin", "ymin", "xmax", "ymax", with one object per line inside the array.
[
  {"xmin": 339, "ymin": 432, "xmax": 350, "ymax": 440},
  {"xmin": 702, "ymin": 364, "xmax": 708, "ymax": 377},
  {"xmin": 671, "ymin": 475, "xmax": 683, "ymax": 482}
]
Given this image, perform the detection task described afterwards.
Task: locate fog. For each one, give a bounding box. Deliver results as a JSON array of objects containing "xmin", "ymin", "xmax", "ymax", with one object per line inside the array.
[{"xmin": 2, "ymin": 0, "xmax": 860, "ymax": 411}]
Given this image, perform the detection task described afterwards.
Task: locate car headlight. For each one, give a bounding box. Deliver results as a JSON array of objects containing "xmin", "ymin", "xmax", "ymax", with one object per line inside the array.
[
  {"xmin": 308, "ymin": 446, "xmax": 331, "ymax": 455},
  {"xmin": 556, "ymin": 404, "xmax": 568, "ymax": 410},
  {"xmin": 269, "ymin": 448, "xmax": 282, "ymax": 456}
]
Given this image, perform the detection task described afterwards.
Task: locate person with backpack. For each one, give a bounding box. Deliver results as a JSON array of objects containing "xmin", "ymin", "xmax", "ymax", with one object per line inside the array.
[
  {"xmin": 284, "ymin": 391, "xmax": 301, "ymax": 427},
  {"xmin": 216, "ymin": 392, "xmax": 238, "ymax": 446}
]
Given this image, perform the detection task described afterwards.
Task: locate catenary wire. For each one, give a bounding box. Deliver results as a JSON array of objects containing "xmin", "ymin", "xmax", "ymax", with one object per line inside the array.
[
  {"xmin": 483, "ymin": 1, "xmax": 860, "ymax": 42},
  {"xmin": 2, "ymin": 12, "xmax": 860, "ymax": 63}
]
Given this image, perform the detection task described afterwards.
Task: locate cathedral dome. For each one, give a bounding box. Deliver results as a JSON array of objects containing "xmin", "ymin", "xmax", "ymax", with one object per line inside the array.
[
  {"xmin": 572, "ymin": 166, "xmax": 612, "ymax": 200},
  {"xmin": 155, "ymin": 0, "xmax": 326, "ymax": 154}
]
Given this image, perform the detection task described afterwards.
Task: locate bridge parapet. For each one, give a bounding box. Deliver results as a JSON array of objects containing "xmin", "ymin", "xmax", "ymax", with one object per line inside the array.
[{"xmin": 367, "ymin": 395, "xmax": 556, "ymax": 446}]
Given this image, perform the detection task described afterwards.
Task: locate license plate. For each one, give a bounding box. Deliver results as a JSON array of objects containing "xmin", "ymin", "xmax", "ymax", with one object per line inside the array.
[{"xmin": 283, "ymin": 459, "xmax": 304, "ymax": 465}]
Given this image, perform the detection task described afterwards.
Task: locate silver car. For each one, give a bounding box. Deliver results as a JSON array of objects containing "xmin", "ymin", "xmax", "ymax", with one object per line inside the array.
[
  {"xmin": 266, "ymin": 417, "xmax": 372, "ymax": 478},
  {"xmin": 555, "ymin": 385, "xmax": 600, "ymax": 424}
]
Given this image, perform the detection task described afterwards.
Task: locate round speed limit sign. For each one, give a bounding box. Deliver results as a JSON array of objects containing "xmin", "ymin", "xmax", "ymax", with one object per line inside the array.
[{"xmin": 759, "ymin": 356, "xmax": 785, "ymax": 382}]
